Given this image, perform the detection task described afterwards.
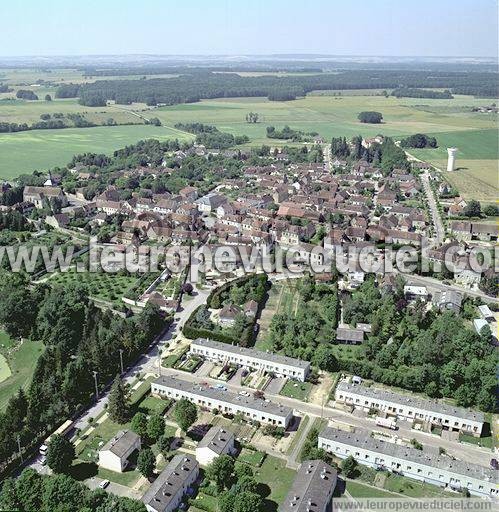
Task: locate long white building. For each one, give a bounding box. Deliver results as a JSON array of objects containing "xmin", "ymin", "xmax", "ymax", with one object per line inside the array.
[
  {"xmin": 318, "ymin": 427, "xmax": 497, "ymax": 498},
  {"xmin": 151, "ymin": 375, "xmax": 294, "ymax": 428},
  {"xmin": 190, "ymin": 338, "xmax": 310, "ymax": 382},
  {"xmin": 335, "ymin": 381, "xmax": 484, "ymax": 436}
]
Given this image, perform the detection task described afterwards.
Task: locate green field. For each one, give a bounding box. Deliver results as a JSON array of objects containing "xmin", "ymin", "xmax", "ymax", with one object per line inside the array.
[
  {"xmin": 0, "ymin": 124, "xmax": 193, "ymax": 178},
  {"xmin": 152, "ymin": 94, "xmax": 496, "ymax": 142},
  {"xmin": 251, "ymin": 455, "xmax": 296, "ymax": 510},
  {"xmin": 0, "ymin": 331, "xmax": 44, "ymax": 410},
  {"xmin": 0, "ymin": 91, "xmax": 496, "ymax": 200},
  {"xmin": 0, "ymin": 353, "xmax": 11, "ymax": 382}
]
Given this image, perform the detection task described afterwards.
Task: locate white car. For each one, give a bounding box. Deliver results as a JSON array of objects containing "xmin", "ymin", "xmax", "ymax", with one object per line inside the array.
[
  {"xmin": 238, "ymin": 391, "xmax": 250, "ymax": 397},
  {"xmin": 99, "ymin": 480, "xmax": 110, "ymax": 489}
]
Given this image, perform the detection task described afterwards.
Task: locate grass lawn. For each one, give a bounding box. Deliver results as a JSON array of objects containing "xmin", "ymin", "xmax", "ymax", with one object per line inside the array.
[
  {"xmin": 237, "ymin": 448, "xmax": 266, "ymax": 467},
  {"xmin": 48, "ymin": 269, "xmax": 139, "ymax": 307},
  {"xmin": 0, "ymin": 331, "xmax": 44, "ymax": 410},
  {"xmin": 138, "ymin": 396, "xmax": 172, "ymax": 416},
  {"xmin": 459, "ymin": 432, "xmax": 494, "ymax": 449},
  {"xmin": 0, "ymin": 353, "xmax": 11, "ymax": 383},
  {"xmin": 346, "ymin": 480, "xmax": 400, "ymax": 498},
  {"xmin": 279, "ymin": 380, "xmax": 312, "ymax": 401},
  {"xmin": 382, "ymin": 473, "xmax": 454, "ymax": 498},
  {"xmin": 330, "ymin": 344, "xmax": 364, "ymax": 362},
  {"xmin": 190, "ymin": 491, "xmax": 218, "ymax": 512},
  {"xmin": 252, "ymin": 455, "xmax": 296, "ymax": 511}
]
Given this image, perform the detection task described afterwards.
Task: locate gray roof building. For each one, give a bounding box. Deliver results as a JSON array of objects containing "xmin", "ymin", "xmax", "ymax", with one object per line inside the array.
[
  {"xmin": 100, "ymin": 430, "xmax": 140, "ymax": 458},
  {"xmin": 142, "ymin": 454, "xmax": 199, "ymax": 512},
  {"xmin": 336, "ymin": 327, "xmax": 364, "ymax": 344},
  {"xmin": 197, "ymin": 426, "xmax": 235, "ymax": 456},
  {"xmin": 280, "ymin": 460, "xmax": 337, "ymax": 512},
  {"xmin": 190, "ymin": 337, "xmax": 310, "ymax": 379},
  {"xmin": 336, "ymin": 381, "xmax": 484, "ymax": 424},
  {"xmin": 319, "ymin": 427, "xmax": 497, "ymax": 497},
  {"xmin": 152, "ymin": 375, "xmax": 293, "ymax": 428}
]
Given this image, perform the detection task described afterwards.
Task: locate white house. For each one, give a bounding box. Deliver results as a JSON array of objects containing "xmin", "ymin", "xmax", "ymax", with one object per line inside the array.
[
  {"xmin": 318, "ymin": 427, "xmax": 497, "ymax": 498},
  {"xmin": 98, "ymin": 430, "xmax": 141, "ymax": 473},
  {"xmin": 190, "ymin": 338, "xmax": 310, "ymax": 382},
  {"xmin": 196, "ymin": 426, "xmax": 235, "ymax": 466},
  {"xmin": 404, "ymin": 285, "xmax": 429, "ymax": 301},
  {"xmin": 142, "ymin": 454, "xmax": 199, "ymax": 512}
]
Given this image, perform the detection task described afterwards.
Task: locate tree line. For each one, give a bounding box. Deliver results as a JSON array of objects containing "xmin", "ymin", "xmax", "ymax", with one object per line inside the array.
[
  {"xmin": 400, "ymin": 133, "xmax": 438, "ymax": 149},
  {"xmin": 56, "ymin": 69, "xmax": 499, "ymax": 107},
  {"xmin": 392, "ymin": 88, "xmax": 453, "ymax": 99}
]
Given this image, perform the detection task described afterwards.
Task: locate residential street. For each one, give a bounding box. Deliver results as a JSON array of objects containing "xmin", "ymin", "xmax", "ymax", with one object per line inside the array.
[
  {"xmin": 160, "ymin": 366, "xmax": 494, "ymax": 468},
  {"xmin": 420, "ymin": 170, "xmax": 445, "ymax": 246}
]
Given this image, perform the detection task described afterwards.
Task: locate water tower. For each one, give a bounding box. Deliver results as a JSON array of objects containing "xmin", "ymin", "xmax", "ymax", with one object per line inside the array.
[{"xmin": 446, "ymin": 147, "xmax": 458, "ymax": 172}]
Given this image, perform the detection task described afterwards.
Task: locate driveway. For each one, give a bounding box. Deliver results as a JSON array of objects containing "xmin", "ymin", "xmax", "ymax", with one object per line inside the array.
[
  {"xmin": 265, "ymin": 377, "xmax": 286, "ymax": 395},
  {"xmin": 86, "ymin": 476, "xmax": 142, "ymax": 499},
  {"xmin": 195, "ymin": 361, "xmax": 214, "ymax": 378},
  {"xmin": 229, "ymin": 367, "xmax": 246, "ymax": 386}
]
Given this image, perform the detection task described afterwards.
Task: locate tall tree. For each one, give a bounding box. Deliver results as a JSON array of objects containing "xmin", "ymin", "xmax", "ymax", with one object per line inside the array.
[
  {"xmin": 46, "ymin": 435, "xmax": 75, "ymax": 474},
  {"xmin": 107, "ymin": 375, "xmax": 130, "ymax": 424},
  {"xmin": 131, "ymin": 412, "xmax": 148, "ymax": 438},
  {"xmin": 137, "ymin": 448, "xmax": 155, "ymax": 479},
  {"xmin": 147, "ymin": 414, "xmax": 165, "ymax": 442},
  {"xmin": 205, "ymin": 454, "xmax": 234, "ymax": 492},
  {"xmin": 173, "ymin": 399, "xmax": 197, "ymax": 432}
]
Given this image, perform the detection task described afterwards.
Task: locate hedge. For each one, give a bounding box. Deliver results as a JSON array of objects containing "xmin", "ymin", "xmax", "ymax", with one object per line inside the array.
[{"xmin": 206, "ymin": 273, "xmax": 269, "ymax": 308}]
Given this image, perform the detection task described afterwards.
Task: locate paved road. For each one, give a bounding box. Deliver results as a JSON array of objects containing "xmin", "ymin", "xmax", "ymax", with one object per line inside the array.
[
  {"xmin": 323, "ymin": 143, "xmax": 332, "ymax": 172},
  {"xmin": 420, "ymin": 170, "xmax": 445, "ymax": 246},
  {"xmin": 162, "ymin": 366, "xmax": 493, "ymax": 468},
  {"xmin": 74, "ymin": 286, "xmax": 210, "ymax": 431},
  {"xmin": 397, "ymin": 270, "xmax": 499, "ymax": 304}
]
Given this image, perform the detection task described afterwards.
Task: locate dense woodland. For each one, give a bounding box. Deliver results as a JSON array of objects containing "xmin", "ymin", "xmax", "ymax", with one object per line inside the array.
[
  {"xmin": 269, "ymin": 276, "xmax": 496, "ymax": 412},
  {"xmin": 0, "ymin": 274, "xmax": 165, "ymax": 478},
  {"xmin": 55, "ymin": 69, "xmax": 499, "ymax": 106}
]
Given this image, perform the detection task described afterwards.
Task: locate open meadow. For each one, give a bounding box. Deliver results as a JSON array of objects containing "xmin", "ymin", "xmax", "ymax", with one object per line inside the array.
[
  {"xmin": 0, "ymin": 330, "xmax": 44, "ymax": 410},
  {"xmin": 0, "ymin": 88, "xmax": 496, "ymax": 200}
]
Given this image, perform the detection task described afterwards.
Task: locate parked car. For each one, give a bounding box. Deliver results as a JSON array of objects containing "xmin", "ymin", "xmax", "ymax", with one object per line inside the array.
[
  {"xmin": 99, "ymin": 480, "xmax": 110, "ymax": 489},
  {"xmin": 491, "ymin": 458, "xmax": 499, "ymax": 470}
]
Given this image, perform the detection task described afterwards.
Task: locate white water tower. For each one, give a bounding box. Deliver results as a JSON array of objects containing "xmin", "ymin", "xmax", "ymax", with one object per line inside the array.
[{"xmin": 446, "ymin": 147, "xmax": 458, "ymax": 172}]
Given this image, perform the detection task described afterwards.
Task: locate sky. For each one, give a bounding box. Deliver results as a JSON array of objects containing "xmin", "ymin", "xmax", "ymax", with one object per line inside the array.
[{"xmin": 1, "ymin": 0, "xmax": 497, "ymax": 58}]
